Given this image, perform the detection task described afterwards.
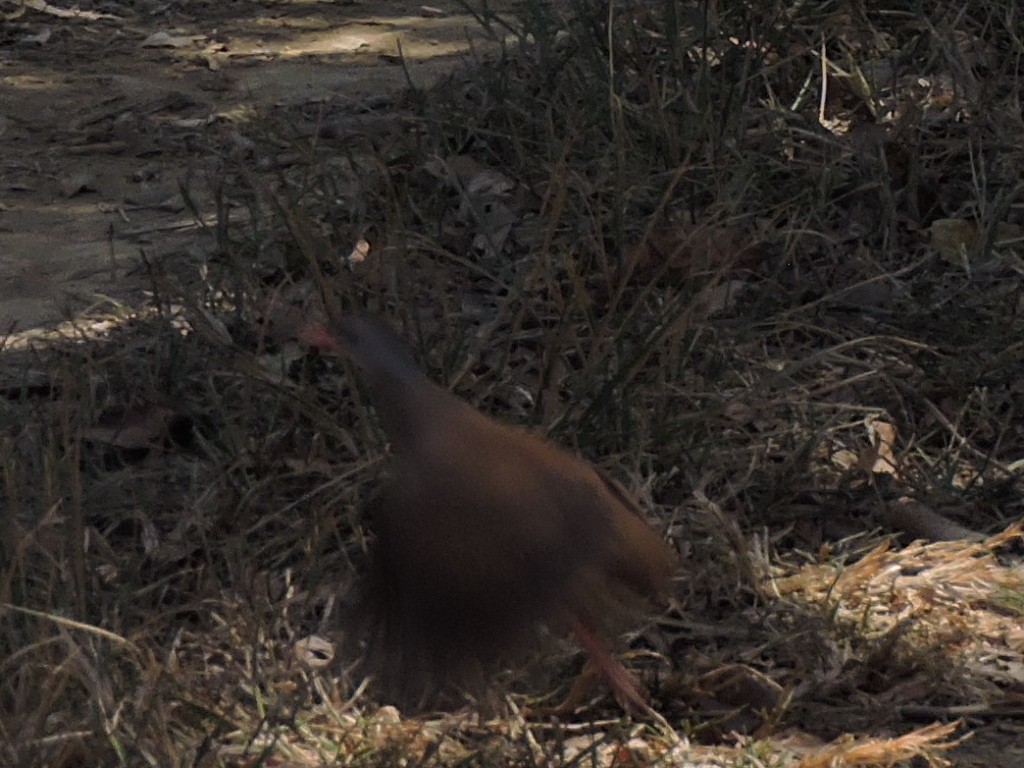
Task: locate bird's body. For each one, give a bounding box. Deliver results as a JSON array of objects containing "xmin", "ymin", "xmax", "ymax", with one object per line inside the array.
[{"xmin": 304, "ymin": 317, "xmax": 674, "ymax": 710}]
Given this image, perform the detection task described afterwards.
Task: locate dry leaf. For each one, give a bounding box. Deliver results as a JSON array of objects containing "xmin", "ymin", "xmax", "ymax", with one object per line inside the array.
[
  {"xmin": 21, "ymin": 28, "xmax": 52, "ymax": 45},
  {"xmin": 83, "ymin": 406, "xmax": 191, "ymax": 450},
  {"xmin": 294, "ymin": 635, "xmax": 335, "ymax": 668},
  {"xmin": 348, "ymin": 238, "xmax": 371, "ymax": 265},
  {"xmin": 623, "ymin": 224, "xmax": 746, "ymax": 286},
  {"xmin": 281, "ymin": 456, "xmax": 333, "ymax": 475},
  {"xmin": 693, "ymin": 279, "xmax": 747, "ymax": 317},
  {"xmin": 140, "ymin": 31, "xmax": 201, "ymax": 49},
  {"xmin": 697, "ymin": 663, "xmax": 785, "ymax": 712},
  {"xmin": 930, "ymin": 218, "xmax": 976, "ymax": 265},
  {"xmin": 423, "ymin": 153, "xmax": 484, "ymax": 186},
  {"xmin": 868, "ymin": 418, "xmax": 899, "ymax": 476},
  {"xmin": 58, "ymin": 171, "xmax": 97, "ymax": 198},
  {"xmin": 830, "ymin": 448, "xmax": 860, "ymax": 470}
]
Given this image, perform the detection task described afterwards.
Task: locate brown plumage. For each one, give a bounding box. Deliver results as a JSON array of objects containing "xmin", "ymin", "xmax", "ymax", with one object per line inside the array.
[{"xmin": 303, "ymin": 316, "xmax": 674, "ymax": 711}]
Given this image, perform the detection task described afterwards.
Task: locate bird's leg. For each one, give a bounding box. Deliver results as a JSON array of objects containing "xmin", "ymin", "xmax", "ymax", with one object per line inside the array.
[{"xmin": 554, "ymin": 614, "xmax": 652, "ymax": 716}]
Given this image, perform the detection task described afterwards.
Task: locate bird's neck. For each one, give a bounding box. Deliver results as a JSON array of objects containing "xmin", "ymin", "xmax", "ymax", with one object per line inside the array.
[{"xmin": 362, "ymin": 366, "xmax": 448, "ymax": 453}]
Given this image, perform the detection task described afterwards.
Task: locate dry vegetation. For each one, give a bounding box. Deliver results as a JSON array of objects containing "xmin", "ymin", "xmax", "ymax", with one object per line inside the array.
[{"xmin": 3, "ymin": 0, "xmax": 1024, "ymax": 766}]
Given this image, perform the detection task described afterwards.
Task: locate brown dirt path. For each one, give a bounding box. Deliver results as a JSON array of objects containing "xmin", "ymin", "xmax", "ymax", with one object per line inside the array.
[{"xmin": 0, "ymin": 0, "xmax": 511, "ymax": 332}]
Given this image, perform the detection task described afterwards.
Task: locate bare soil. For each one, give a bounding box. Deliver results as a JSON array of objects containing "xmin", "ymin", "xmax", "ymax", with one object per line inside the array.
[{"xmin": 0, "ymin": 0, "xmax": 506, "ymax": 332}]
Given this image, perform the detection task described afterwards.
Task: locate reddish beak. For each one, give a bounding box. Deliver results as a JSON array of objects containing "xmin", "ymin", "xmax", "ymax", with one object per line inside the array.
[{"xmin": 300, "ymin": 323, "xmax": 344, "ymax": 356}]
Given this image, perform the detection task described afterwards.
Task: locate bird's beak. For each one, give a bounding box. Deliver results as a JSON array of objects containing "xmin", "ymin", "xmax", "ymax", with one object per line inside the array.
[{"xmin": 300, "ymin": 323, "xmax": 345, "ymax": 357}]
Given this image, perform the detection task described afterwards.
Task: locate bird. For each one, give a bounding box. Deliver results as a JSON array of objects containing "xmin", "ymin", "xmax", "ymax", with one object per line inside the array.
[{"xmin": 302, "ymin": 316, "xmax": 675, "ymax": 713}]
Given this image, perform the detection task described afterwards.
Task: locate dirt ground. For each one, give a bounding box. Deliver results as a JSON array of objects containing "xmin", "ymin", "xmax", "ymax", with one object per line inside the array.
[
  {"xmin": 0, "ymin": 0, "xmax": 509, "ymax": 334},
  {"xmin": 3, "ymin": 2, "xmax": 1024, "ymax": 766}
]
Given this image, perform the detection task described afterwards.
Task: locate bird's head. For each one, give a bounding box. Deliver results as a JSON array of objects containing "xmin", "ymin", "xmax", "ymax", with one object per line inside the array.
[{"xmin": 302, "ymin": 316, "xmax": 423, "ymax": 385}]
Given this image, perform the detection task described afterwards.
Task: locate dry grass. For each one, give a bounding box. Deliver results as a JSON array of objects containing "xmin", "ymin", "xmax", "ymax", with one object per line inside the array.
[{"xmin": 4, "ymin": 0, "xmax": 1024, "ymax": 765}]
